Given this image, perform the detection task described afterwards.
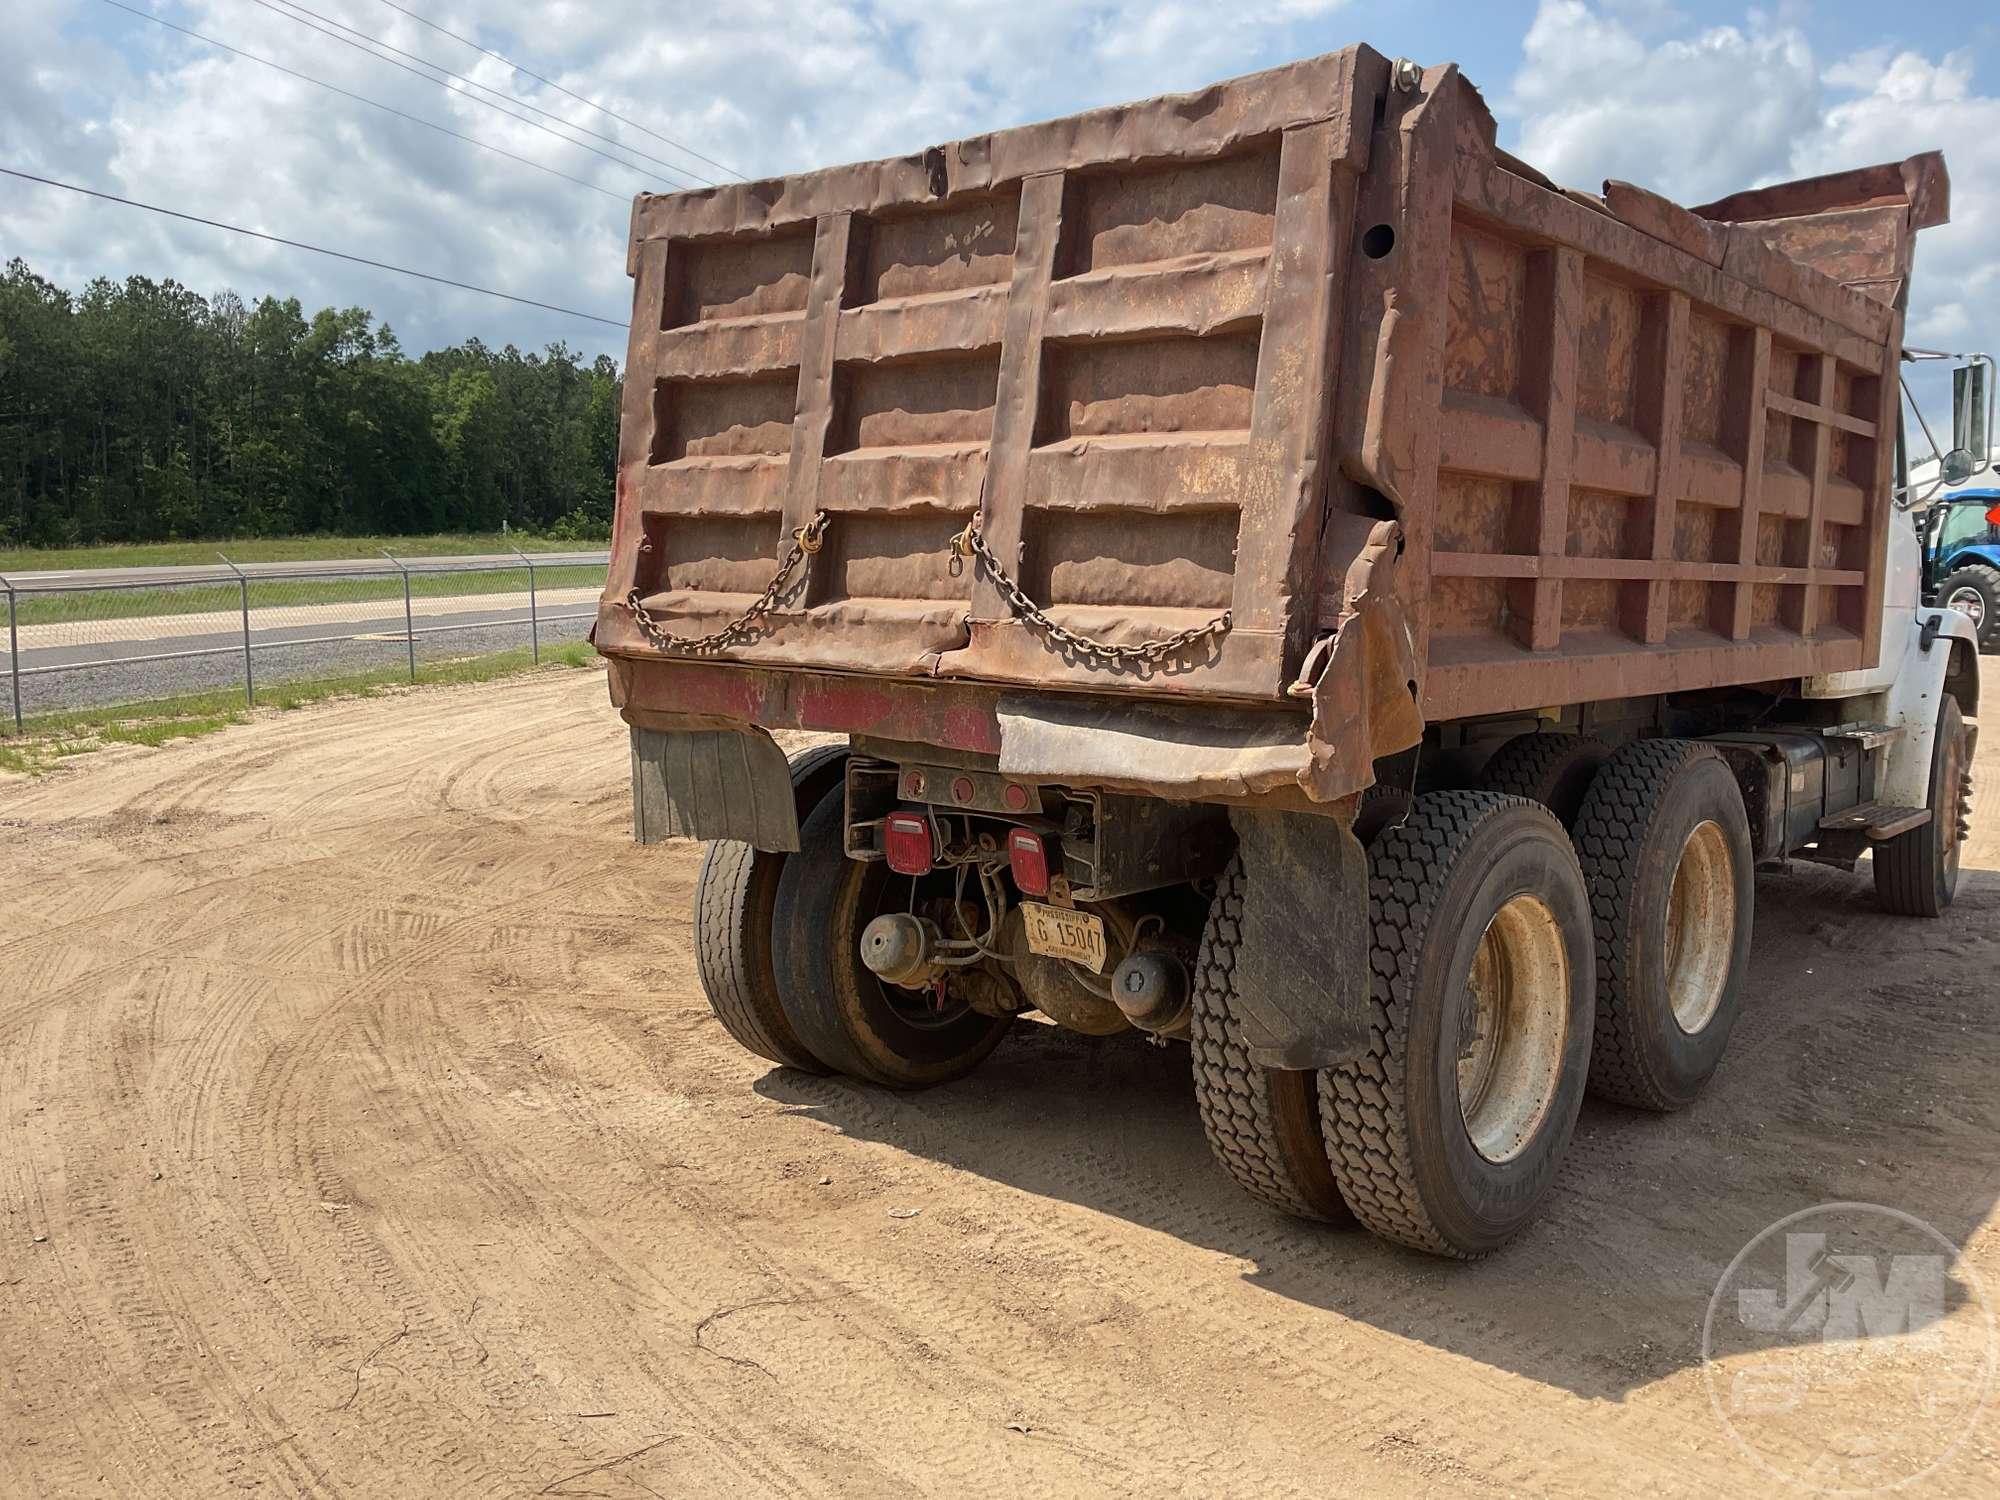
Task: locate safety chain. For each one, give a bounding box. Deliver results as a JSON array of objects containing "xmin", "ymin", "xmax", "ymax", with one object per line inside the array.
[
  {"xmin": 623, "ymin": 510, "xmax": 828, "ymax": 654},
  {"xmin": 950, "ymin": 518, "xmax": 1232, "ymax": 667}
]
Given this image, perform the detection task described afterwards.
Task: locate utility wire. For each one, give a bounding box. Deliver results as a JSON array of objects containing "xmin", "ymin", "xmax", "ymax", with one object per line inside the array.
[
  {"xmin": 98, "ymin": 0, "xmax": 624, "ymax": 203},
  {"xmin": 237, "ymin": 0, "xmax": 674, "ymax": 189},
  {"xmin": 256, "ymin": 0, "xmax": 707, "ymax": 187},
  {"xmin": 0, "ymin": 167, "xmax": 628, "ymax": 328},
  {"xmin": 372, "ymin": 0, "xmax": 747, "ymax": 182}
]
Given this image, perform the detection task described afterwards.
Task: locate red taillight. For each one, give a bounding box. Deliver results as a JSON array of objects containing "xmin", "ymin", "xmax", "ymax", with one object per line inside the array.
[
  {"xmin": 883, "ymin": 812, "xmax": 935, "ymax": 875},
  {"xmin": 1007, "ymin": 828, "xmax": 1051, "ymax": 895},
  {"xmin": 1986, "ymin": 503, "xmax": 2000, "ymax": 527}
]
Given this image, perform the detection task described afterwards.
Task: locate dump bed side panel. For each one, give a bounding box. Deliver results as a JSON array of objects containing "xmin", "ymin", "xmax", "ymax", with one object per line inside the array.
[
  {"xmin": 1383, "ymin": 84, "xmax": 1917, "ymax": 724},
  {"xmin": 597, "ymin": 48, "xmax": 1393, "ymax": 703}
]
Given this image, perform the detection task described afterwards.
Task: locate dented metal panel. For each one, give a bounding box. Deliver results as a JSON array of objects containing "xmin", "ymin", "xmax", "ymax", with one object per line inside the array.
[{"xmin": 601, "ymin": 46, "xmax": 1946, "ymax": 806}]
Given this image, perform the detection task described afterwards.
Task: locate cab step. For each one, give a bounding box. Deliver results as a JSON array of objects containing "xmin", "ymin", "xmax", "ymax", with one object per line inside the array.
[{"xmin": 1819, "ymin": 803, "xmax": 1931, "ymax": 840}]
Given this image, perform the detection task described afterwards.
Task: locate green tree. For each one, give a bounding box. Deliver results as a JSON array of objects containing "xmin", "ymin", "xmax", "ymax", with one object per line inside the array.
[{"xmin": 0, "ymin": 258, "xmax": 621, "ymax": 547}]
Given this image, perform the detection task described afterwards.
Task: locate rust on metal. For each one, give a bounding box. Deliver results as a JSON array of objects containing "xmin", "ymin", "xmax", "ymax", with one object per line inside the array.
[{"xmin": 599, "ymin": 44, "xmax": 1948, "ymax": 807}]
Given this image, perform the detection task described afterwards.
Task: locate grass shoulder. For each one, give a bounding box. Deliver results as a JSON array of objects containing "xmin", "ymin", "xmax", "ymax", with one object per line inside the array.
[
  {"xmin": 0, "ymin": 641, "xmax": 599, "ymax": 776},
  {"xmin": 0, "ymin": 533, "xmax": 597, "ymax": 573}
]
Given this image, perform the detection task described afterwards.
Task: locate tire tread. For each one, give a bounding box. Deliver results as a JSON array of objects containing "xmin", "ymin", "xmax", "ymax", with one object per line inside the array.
[
  {"xmin": 690, "ymin": 744, "xmax": 848, "ymax": 1073},
  {"xmin": 1190, "ymin": 858, "xmax": 1353, "ymax": 1224},
  {"xmin": 1477, "ymin": 733, "xmax": 1611, "ymax": 827},
  {"xmin": 1570, "ymin": 738, "xmax": 1722, "ymax": 1109},
  {"xmin": 1873, "ymin": 695, "xmax": 1970, "ymax": 918},
  {"xmin": 1319, "ymin": 790, "xmax": 1534, "ymax": 1259}
]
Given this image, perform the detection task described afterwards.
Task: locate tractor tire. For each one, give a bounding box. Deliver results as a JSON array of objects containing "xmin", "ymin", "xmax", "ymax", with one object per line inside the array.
[
  {"xmin": 1875, "ymin": 694, "xmax": 1973, "ymax": 918},
  {"xmin": 1477, "ymin": 732, "xmax": 1612, "ymax": 828},
  {"xmin": 1936, "ymin": 565, "xmax": 1999, "ymax": 648},
  {"xmin": 1571, "ymin": 740, "xmax": 1755, "ymax": 1111},
  {"xmin": 1319, "ymin": 792, "xmax": 1594, "ymax": 1259},
  {"xmin": 771, "ymin": 791, "xmax": 1012, "ymax": 1089},
  {"xmin": 1190, "ymin": 856, "xmax": 1357, "ymax": 1225},
  {"xmin": 692, "ymin": 743, "xmax": 850, "ymax": 1073}
]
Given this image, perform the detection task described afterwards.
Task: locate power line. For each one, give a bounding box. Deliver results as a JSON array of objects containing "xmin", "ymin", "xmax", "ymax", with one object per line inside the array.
[
  {"xmin": 236, "ymin": 0, "xmax": 673, "ymax": 189},
  {"xmin": 257, "ymin": 0, "xmax": 709, "ymax": 187},
  {"xmin": 372, "ymin": 0, "xmax": 747, "ymax": 182},
  {"xmin": 98, "ymin": 0, "xmax": 624, "ymax": 203},
  {"xmin": 0, "ymin": 166, "xmax": 628, "ymax": 329}
]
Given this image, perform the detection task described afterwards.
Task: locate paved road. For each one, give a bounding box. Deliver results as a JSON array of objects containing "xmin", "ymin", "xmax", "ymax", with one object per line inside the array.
[{"xmin": 5, "ymin": 589, "xmax": 599, "ymax": 717}]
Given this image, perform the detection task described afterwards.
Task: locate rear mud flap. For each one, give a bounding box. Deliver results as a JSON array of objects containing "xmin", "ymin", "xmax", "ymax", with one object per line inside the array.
[
  {"xmin": 1225, "ymin": 809, "xmax": 1371, "ymax": 1070},
  {"xmin": 630, "ymin": 726, "xmax": 800, "ymax": 851}
]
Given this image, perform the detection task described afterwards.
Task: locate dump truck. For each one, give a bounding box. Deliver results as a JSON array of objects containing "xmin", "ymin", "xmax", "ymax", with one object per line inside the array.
[{"xmin": 595, "ymin": 46, "xmax": 1985, "ymax": 1258}]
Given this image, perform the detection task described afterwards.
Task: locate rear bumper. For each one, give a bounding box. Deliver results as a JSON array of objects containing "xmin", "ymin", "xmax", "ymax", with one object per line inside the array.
[{"xmin": 609, "ymin": 654, "xmax": 1353, "ymax": 816}]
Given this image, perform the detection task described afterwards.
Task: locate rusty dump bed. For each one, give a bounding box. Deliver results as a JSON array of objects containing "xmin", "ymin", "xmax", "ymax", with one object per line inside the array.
[{"xmin": 599, "ymin": 45, "xmax": 1946, "ymax": 806}]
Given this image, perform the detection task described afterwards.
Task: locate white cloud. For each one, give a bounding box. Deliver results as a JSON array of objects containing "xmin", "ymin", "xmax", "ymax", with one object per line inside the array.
[
  {"xmin": 1508, "ymin": 0, "xmax": 2000, "ymax": 428},
  {"xmin": 1510, "ymin": 1, "xmax": 1822, "ymax": 202},
  {"xmin": 6, "ymin": 0, "xmax": 1994, "ymax": 441},
  {"xmin": 1796, "ymin": 48, "xmax": 1999, "ymax": 353},
  {"xmin": 2, "ymin": 0, "xmax": 1350, "ymax": 362}
]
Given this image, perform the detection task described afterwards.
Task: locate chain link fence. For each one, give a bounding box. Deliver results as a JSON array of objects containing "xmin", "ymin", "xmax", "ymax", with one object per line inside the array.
[{"xmin": 1, "ymin": 549, "xmax": 608, "ymax": 730}]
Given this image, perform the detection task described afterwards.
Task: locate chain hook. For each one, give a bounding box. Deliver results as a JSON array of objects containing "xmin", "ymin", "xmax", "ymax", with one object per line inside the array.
[
  {"xmin": 794, "ymin": 512, "xmax": 828, "ymax": 555},
  {"xmin": 622, "ymin": 509, "xmax": 829, "ymax": 654}
]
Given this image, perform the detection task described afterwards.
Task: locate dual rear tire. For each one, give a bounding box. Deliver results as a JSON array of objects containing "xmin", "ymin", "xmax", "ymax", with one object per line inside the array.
[
  {"xmin": 769, "ymin": 793, "xmax": 1012, "ymax": 1088},
  {"xmin": 1197, "ymin": 739, "xmax": 1760, "ymax": 1257},
  {"xmin": 1571, "ymin": 741, "xmax": 1754, "ymax": 1110},
  {"xmin": 693, "ymin": 745, "xmax": 1011, "ymax": 1088},
  {"xmin": 692, "ymin": 744, "xmax": 850, "ymax": 1074},
  {"xmin": 1318, "ymin": 794, "xmax": 1596, "ymax": 1257}
]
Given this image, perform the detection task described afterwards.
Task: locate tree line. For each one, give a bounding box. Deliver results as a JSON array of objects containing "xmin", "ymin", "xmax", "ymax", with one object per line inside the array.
[{"xmin": 0, "ymin": 258, "xmax": 621, "ymax": 548}]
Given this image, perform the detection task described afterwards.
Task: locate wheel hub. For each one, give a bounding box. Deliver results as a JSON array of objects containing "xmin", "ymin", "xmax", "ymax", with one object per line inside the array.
[
  {"xmin": 1945, "ymin": 585, "xmax": 1986, "ymax": 630},
  {"xmin": 1457, "ymin": 894, "xmax": 1569, "ymax": 1164},
  {"xmin": 1665, "ymin": 819, "xmax": 1735, "ymax": 1034}
]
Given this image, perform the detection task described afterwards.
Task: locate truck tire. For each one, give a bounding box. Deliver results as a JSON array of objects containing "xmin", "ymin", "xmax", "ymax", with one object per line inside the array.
[
  {"xmin": 1351, "ymin": 782, "xmax": 1413, "ymax": 848},
  {"xmin": 1189, "ymin": 856, "xmax": 1356, "ymax": 1225},
  {"xmin": 1477, "ymin": 733, "xmax": 1611, "ymax": 828},
  {"xmin": 1319, "ymin": 793, "xmax": 1594, "ymax": 1259},
  {"xmin": 1571, "ymin": 740, "xmax": 1754, "ymax": 1111},
  {"xmin": 1936, "ymin": 565, "xmax": 1999, "ymax": 647},
  {"xmin": 1875, "ymin": 693, "xmax": 1972, "ymax": 918},
  {"xmin": 771, "ymin": 790, "xmax": 1012, "ymax": 1089},
  {"xmin": 692, "ymin": 743, "xmax": 850, "ymax": 1074}
]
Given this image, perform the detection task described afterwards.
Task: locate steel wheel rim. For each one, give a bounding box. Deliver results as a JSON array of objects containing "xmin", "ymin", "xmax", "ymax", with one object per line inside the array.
[
  {"xmin": 1945, "ymin": 585, "xmax": 1985, "ymax": 630},
  {"xmin": 1666, "ymin": 819, "xmax": 1735, "ymax": 1034},
  {"xmin": 1457, "ymin": 893, "xmax": 1570, "ymax": 1164}
]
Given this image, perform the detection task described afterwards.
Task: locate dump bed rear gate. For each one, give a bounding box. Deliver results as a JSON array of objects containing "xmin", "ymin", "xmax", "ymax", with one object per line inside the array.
[{"xmin": 601, "ymin": 49, "xmax": 1391, "ymax": 703}]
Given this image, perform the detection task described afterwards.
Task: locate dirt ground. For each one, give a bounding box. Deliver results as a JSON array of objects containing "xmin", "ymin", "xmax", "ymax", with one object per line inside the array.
[{"xmin": 2, "ymin": 669, "xmax": 1996, "ymax": 1497}]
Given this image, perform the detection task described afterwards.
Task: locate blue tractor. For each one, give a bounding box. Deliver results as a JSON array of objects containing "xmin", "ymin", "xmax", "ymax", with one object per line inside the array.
[{"xmin": 1925, "ymin": 487, "xmax": 2000, "ymax": 648}]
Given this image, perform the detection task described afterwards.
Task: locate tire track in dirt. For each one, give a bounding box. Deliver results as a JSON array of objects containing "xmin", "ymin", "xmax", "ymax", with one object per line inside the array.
[{"xmin": 4, "ymin": 668, "xmax": 1995, "ymax": 1499}]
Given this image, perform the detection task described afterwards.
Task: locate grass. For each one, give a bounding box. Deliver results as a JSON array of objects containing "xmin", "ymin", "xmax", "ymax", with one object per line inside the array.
[
  {"xmin": 0, "ymin": 533, "xmax": 602, "ymax": 573},
  {"xmin": 10, "ymin": 561, "xmax": 607, "ymax": 628},
  {"xmin": 0, "ymin": 639, "xmax": 600, "ymax": 775}
]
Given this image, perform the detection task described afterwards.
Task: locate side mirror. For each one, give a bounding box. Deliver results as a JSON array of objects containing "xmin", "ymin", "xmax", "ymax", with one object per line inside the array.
[{"xmin": 1947, "ymin": 359, "xmax": 1992, "ymax": 484}]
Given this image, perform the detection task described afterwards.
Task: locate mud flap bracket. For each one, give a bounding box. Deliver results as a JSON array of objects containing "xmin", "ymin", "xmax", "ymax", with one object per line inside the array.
[{"xmin": 1225, "ymin": 808, "xmax": 1372, "ymax": 1070}]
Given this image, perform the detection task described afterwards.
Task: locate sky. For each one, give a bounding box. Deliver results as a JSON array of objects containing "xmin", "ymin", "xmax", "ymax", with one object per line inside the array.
[{"xmin": 5, "ymin": 0, "xmax": 1997, "ymax": 435}]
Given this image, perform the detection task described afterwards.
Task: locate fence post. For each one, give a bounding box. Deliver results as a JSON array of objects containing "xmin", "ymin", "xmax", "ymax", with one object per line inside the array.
[
  {"xmin": 2, "ymin": 573, "xmax": 20, "ymax": 735},
  {"xmin": 380, "ymin": 549, "xmax": 416, "ymax": 683},
  {"xmin": 217, "ymin": 553, "xmax": 254, "ymax": 708},
  {"xmin": 513, "ymin": 546, "xmax": 540, "ymax": 663}
]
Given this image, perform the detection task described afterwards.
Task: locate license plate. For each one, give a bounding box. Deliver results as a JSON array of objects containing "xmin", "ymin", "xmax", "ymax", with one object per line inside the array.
[{"xmin": 1021, "ymin": 902, "xmax": 1108, "ymax": 972}]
